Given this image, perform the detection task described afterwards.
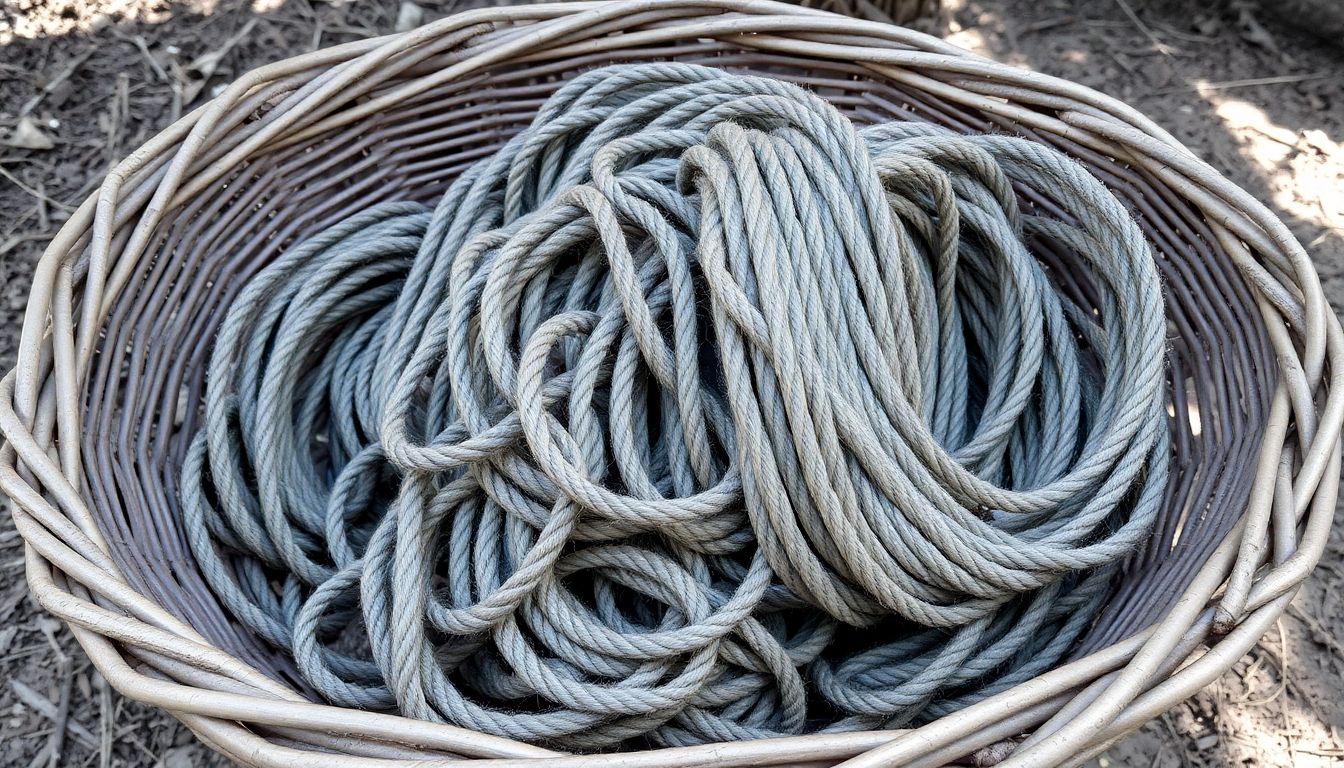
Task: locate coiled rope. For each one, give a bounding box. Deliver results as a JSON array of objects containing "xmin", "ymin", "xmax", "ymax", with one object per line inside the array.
[{"xmin": 181, "ymin": 62, "xmax": 1169, "ymax": 749}]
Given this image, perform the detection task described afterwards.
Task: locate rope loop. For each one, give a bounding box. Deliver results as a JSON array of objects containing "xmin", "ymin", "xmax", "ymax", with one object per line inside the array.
[{"xmin": 182, "ymin": 62, "xmax": 1168, "ymax": 749}]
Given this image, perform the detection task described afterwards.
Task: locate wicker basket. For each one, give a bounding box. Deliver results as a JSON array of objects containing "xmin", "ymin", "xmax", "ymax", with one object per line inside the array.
[{"xmin": 2, "ymin": 1, "xmax": 1340, "ymax": 766}]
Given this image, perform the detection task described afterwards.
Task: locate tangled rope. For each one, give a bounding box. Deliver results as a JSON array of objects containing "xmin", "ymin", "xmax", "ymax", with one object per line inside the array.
[{"xmin": 181, "ymin": 62, "xmax": 1168, "ymax": 749}]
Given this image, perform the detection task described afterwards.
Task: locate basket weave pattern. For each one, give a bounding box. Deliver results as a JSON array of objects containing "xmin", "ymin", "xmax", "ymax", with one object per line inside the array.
[{"xmin": 1, "ymin": 2, "xmax": 1340, "ymax": 766}]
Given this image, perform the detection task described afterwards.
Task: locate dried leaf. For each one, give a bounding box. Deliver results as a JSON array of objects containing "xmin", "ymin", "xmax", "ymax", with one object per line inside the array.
[
  {"xmin": 158, "ymin": 745, "xmax": 197, "ymax": 768},
  {"xmin": 396, "ymin": 0, "xmax": 425, "ymax": 32},
  {"xmin": 1192, "ymin": 14, "xmax": 1221, "ymax": 37},
  {"xmin": 1237, "ymin": 9, "xmax": 1279, "ymax": 52},
  {"xmin": 0, "ymin": 626, "xmax": 17, "ymax": 655},
  {"xmin": 3, "ymin": 116, "xmax": 55, "ymax": 150}
]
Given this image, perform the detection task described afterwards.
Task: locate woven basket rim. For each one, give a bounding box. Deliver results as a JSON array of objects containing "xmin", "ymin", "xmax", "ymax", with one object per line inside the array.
[{"xmin": 2, "ymin": 1, "xmax": 1341, "ymax": 766}]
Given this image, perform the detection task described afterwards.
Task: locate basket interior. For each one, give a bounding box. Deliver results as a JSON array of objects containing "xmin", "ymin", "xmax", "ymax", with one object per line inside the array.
[{"xmin": 76, "ymin": 37, "xmax": 1275, "ymax": 703}]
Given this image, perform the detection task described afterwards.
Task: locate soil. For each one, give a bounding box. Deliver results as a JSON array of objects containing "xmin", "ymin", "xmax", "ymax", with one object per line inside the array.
[{"xmin": 1, "ymin": 0, "xmax": 1342, "ymax": 766}]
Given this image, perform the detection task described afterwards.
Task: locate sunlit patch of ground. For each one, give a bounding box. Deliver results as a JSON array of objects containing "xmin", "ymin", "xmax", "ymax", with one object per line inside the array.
[
  {"xmin": 2, "ymin": 1, "xmax": 176, "ymax": 42},
  {"xmin": 1212, "ymin": 97, "xmax": 1344, "ymax": 253}
]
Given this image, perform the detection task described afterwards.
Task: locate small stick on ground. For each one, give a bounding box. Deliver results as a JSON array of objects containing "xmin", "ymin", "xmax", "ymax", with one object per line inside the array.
[
  {"xmin": 1195, "ymin": 72, "xmax": 1332, "ymax": 91},
  {"xmin": 96, "ymin": 673, "xmax": 112, "ymax": 768},
  {"xmin": 1288, "ymin": 603, "xmax": 1344, "ymax": 660},
  {"xmin": 8, "ymin": 680, "xmax": 98, "ymax": 750},
  {"xmin": 1112, "ymin": 0, "xmax": 1177, "ymax": 57},
  {"xmin": 123, "ymin": 33, "xmax": 170, "ymax": 82},
  {"xmin": 23, "ymin": 745, "xmax": 51, "ymax": 768},
  {"xmin": 19, "ymin": 48, "xmax": 95, "ymax": 117},
  {"xmin": 45, "ymin": 655, "xmax": 73, "ymax": 768},
  {"xmin": 1021, "ymin": 16, "xmax": 1075, "ymax": 35},
  {"xmin": 0, "ymin": 167, "xmax": 74, "ymax": 213}
]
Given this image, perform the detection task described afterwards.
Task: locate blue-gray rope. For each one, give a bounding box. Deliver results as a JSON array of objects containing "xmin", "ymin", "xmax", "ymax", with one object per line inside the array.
[{"xmin": 180, "ymin": 62, "xmax": 1168, "ymax": 749}]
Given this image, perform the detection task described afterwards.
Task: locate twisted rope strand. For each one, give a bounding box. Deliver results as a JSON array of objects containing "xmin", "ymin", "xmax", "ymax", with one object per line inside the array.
[{"xmin": 181, "ymin": 62, "xmax": 1168, "ymax": 749}]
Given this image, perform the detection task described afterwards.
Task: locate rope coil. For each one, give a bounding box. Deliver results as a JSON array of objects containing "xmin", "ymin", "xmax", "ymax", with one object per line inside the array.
[{"xmin": 182, "ymin": 62, "xmax": 1168, "ymax": 748}]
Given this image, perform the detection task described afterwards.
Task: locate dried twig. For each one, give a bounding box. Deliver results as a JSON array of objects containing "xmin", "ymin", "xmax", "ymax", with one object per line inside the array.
[
  {"xmin": 1151, "ymin": 71, "xmax": 1333, "ymax": 98},
  {"xmin": 19, "ymin": 48, "xmax": 96, "ymax": 117},
  {"xmin": 1021, "ymin": 16, "xmax": 1076, "ymax": 35},
  {"xmin": 1111, "ymin": 0, "xmax": 1177, "ymax": 57},
  {"xmin": 1194, "ymin": 72, "xmax": 1333, "ymax": 91},
  {"xmin": 0, "ymin": 166, "xmax": 74, "ymax": 212},
  {"xmin": 95, "ymin": 673, "xmax": 112, "ymax": 768},
  {"xmin": 45, "ymin": 656, "xmax": 74, "ymax": 768},
  {"xmin": 1150, "ymin": 20, "xmax": 1217, "ymax": 44},
  {"xmin": 8, "ymin": 680, "xmax": 98, "ymax": 750},
  {"xmin": 1243, "ymin": 619, "xmax": 1289, "ymax": 707},
  {"xmin": 23, "ymin": 744, "xmax": 51, "ymax": 768},
  {"xmin": 1288, "ymin": 603, "xmax": 1344, "ymax": 660},
  {"xmin": 129, "ymin": 34, "xmax": 170, "ymax": 82}
]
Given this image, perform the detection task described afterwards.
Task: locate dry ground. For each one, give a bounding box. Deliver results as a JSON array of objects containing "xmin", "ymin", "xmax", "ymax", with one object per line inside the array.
[{"xmin": 1, "ymin": 0, "xmax": 1342, "ymax": 766}]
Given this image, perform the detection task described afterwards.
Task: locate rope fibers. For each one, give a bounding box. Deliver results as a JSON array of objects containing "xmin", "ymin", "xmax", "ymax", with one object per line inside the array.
[{"xmin": 181, "ymin": 62, "xmax": 1169, "ymax": 749}]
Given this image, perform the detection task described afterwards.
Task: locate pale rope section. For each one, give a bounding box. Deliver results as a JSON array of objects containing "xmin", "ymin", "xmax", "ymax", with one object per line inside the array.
[{"xmin": 179, "ymin": 63, "xmax": 1168, "ymax": 750}]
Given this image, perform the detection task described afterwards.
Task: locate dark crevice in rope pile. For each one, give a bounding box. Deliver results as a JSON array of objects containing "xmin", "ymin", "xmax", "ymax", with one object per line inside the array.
[{"xmin": 180, "ymin": 62, "xmax": 1169, "ymax": 750}]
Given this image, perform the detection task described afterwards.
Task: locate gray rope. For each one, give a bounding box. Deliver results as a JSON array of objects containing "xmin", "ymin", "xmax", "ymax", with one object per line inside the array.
[{"xmin": 180, "ymin": 62, "xmax": 1168, "ymax": 750}]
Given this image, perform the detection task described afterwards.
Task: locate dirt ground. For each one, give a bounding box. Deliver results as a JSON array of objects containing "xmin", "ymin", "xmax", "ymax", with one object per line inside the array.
[{"xmin": 1, "ymin": 0, "xmax": 1342, "ymax": 766}]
